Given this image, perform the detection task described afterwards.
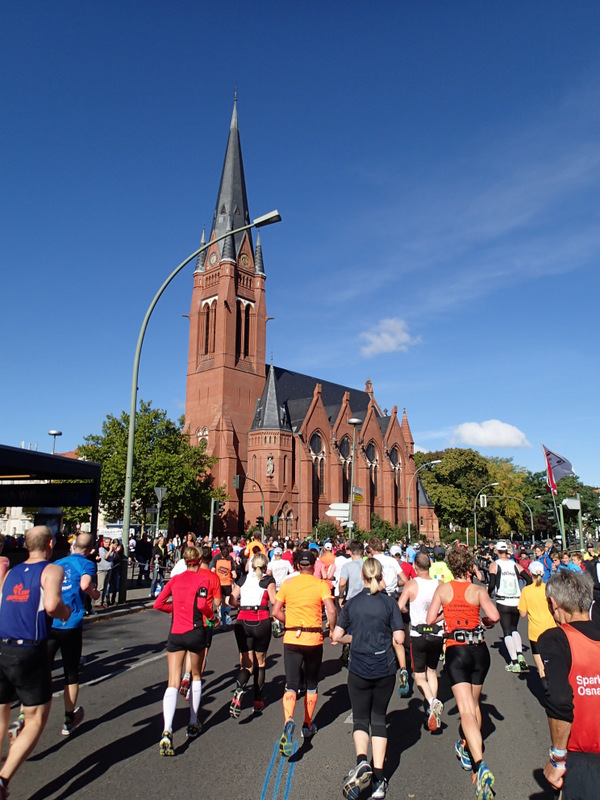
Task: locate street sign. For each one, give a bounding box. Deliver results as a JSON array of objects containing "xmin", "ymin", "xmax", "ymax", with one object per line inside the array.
[
  {"xmin": 328, "ymin": 503, "xmax": 350, "ymax": 511},
  {"xmin": 326, "ymin": 510, "xmax": 349, "ymax": 520},
  {"xmin": 353, "ymin": 494, "xmax": 364, "ymax": 503},
  {"xmin": 352, "ymin": 487, "xmax": 363, "ymax": 495},
  {"xmin": 480, "ymin": 495, "xmax": 487, "ymax": 508}
]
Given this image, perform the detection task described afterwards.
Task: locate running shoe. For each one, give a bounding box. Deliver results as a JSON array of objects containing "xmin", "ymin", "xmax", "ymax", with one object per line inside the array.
[
  {"xmin": 179, "ymin": 672, "xmax": 191, "ymax": 696},
  {"xmin": 517, "ymin": 655, "xmax": 528, "ymax": 672},
  {"xmin": 473, "ymin": 761, "xmax": 495, "ymax": 800},
  {"xmin": 230, "ymin": 687, "xmax": 244, "ymax": 718},
  {"xmin": 0, "ymin": 777, "xmax": 7, "ymax": 800},
  {"xmin": 505, "ymin": 662, "xmax": 521, "ymax": 673},
  {"xmin": 253, "ymin": 698, "xmax": 265, "ymax": 713},
  {"xmin": 342, "ymin": 760, "xmax": 373, "ymax": 800},
  {"xmin": 371, "ymin": 777, "xmax": 388, "ymax": 799},
  {"xmin": 455, "ymin": 738, "xmax": 472, "ymax": 771},
  {"xmin": 341, "ymin": 643, "xmax": 350, "ymax": 666},
  {"xmin": 279, "ymin": 719, "xmax": 295, "ymax": 757},
  {"xmin": 62, "ymin": 707, "xmax": 84, "ymax": 736},
  {"xmin": 159, "ymin": 730, "xmax": 174, "ymax": 756},
  {"xmin": 301, "ymin": 722, "xmax": 317, "ymax": 739},
  {"xmin": 427, "ymin": 698, "xmax": 444, "ymax": 732},
  {"xmin": 398, "ymin": 668, "xmax": 409, "ymax": 697},
  {"xmin": 186, "ymin": 723, "xmax": 201, "ymax": 739},
  {"xmin": 8, "ymin": 711, "xmax": 25, "ymax": 742}
]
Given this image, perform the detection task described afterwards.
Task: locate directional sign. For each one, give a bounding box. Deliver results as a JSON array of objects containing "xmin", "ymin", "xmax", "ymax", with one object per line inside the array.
[
  {"xmin": 353, "ymin": 494, "xmax": 364, "ymax": 503},
  {"xmin": 326, "ymin": 510, "xmax": 349, "ymax": 520},
  {"xmin": 329, "ymin": 503, "xmax": 350, "ymax": 512},
  {"xmin": 352, "ymin": 487, "xmax": 363, "ymax": 495}
]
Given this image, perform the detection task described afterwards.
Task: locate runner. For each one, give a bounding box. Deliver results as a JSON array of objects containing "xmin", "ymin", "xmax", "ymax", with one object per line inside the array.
[
  {"xmin": 210, "ymin": 543, "xmax": 237, "ymax": 625},
  {"xmin": 539, "ymin": 570, "xmax": 600, "ymax": 799},
  {"xmin": 516, "ymin": 560, "xmax": 556, "ymax": 682},
  {"xmin": 271, "ymin": 549, "xmax": 337, "ymax": 756},
  {"xmin": 429, "ymin": 545, "xmax": 453, "ymax": 583},
  {"xmin": 267, "ymin": 547, "xmax": 293, "ymax": 590},
  {"xmin": 398, "ymin": 551, "xmax": 444, "ymax": 731},
  {"xmin": 229, "ymin": 553, "xmax": 276, "ymax": 716},
  {"xmin": 153, "ymin": 545, "xmax": 221, "ymax": 754},
  {"xmin": 47, "ymin": 532, "xmax": 101, "ymax": 735},
  {"xmin": 426, "ymin": 547, "xmax": 499, "ymax": 800},
  {"xmin": 0, "ymin": 526, "xmax": 70, "ymax": 800},
  {"xmin": 334, "ymin": 558, "xmax": 404, "ymax": 800},
  {"xmin": 487, "ymin": 541, "xmax": 531, "ymax": 672}
]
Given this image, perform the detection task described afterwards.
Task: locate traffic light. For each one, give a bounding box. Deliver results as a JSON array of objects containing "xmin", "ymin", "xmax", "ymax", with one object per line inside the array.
[
  {"xmin": 256, "ymin": 516, "xmax": 264, "ymax": 527},
  {"xmin": 215, "ymin": 500, "xmax": 225, "ymax": 515}
]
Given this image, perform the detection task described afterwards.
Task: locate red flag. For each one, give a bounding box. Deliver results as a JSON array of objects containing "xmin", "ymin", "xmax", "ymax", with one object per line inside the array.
[{"xmin": 542, "ymin": 444, "xmax": 574, "ymax": 495}]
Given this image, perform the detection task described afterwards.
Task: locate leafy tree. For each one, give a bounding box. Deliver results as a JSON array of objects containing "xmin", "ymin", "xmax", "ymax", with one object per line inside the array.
[{"xmin": 77, "ymin": 400, "xmax": 216, "ymax": 531}]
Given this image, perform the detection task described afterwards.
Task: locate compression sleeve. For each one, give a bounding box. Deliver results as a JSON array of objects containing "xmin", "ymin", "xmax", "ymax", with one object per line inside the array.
[
  {"xmin": 487, "ymin": 569, "xmax": 499, "ymax": 597},
  {"xmin": 538, "ymin": 627, "xmax": 573, "ymax": 722}
]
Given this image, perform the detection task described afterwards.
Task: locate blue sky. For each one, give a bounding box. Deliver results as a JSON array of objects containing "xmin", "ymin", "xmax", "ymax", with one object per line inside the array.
[{"xmin": 2, "ymin": 2, "xmax": 599, "ymax": 487}]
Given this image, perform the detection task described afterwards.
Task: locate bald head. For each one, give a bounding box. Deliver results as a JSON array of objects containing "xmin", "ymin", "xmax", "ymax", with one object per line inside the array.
[
  {"xmin": 25, "ymin": 525, "xmax": 52, "ymax": 554},
  {"xmin": 74, "ymin": 533, "xmax": 94, "ymax": 553}
]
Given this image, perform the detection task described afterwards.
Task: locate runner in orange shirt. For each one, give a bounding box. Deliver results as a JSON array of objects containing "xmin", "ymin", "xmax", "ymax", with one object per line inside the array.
[{"xmin": 271, "ymin": 550, "xmax": 337, "ymax": 756}]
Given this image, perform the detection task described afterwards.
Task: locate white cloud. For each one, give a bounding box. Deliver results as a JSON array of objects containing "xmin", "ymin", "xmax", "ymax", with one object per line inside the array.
[
  {"xmin": 453, "ymin": 419, "xmax": 531, "ymax": 448},
  {"xmin": 359, "ymin": 318, "xmax": 420, "ymax": 358}
]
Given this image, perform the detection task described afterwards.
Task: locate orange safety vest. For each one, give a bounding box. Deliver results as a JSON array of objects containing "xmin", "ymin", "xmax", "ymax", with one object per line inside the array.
[{"xmin": 563, "ymin": 623, "xmax": 600, "ymax": 753}]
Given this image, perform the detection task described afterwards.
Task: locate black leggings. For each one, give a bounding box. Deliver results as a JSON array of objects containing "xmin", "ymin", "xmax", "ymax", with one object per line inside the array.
[
  {"xmin": 347, "ymin": 671, "xmax": 396, "ymax": 738},
  {"xmin": 284, "ymin": 643, "xmax": 323, "ymax": 692},
  {"xmin": 48, "ymin": 628, "xmax": 83, "ymax": 686},
  {"xmin": 497, "ymin": 604, "xmax": 520, "ymax": 637}
]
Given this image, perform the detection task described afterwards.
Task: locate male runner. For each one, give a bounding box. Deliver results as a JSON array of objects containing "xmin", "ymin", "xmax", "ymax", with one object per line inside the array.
[
  {"xmin": 539, "ymin": 570, "xmax": 600, "ymax": 799},
  {"xmin": 0, "ymin": 526, "xmax": 71, "ymax": 799},
  {"xmin": 398, "ymin": 551, "xmax": 444, "ymax": 731},
  {"xmin": 48, "ymin": 532, "xmax": 100, "ymax": 734},
  {"xmin": 272, "ymin": 550, "xmax": 337, "ymax": 755}
]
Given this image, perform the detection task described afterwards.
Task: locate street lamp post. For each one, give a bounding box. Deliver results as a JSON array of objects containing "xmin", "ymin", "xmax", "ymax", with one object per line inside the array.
[
  {"xmin": 118, "ymin": 210, "xmax": 281, "ymax": 603},
  {"xmin": 48, "ymin": 430, "xmax": 62, "ymax": 454},
  {"xmin": 154, "ymin": 486, "xmax": 167, "ymax": 536},
  {"xmin": 347, "ymin": 418, "xmax": 363, "ymax": 531},
  {"xmin": 473, "ymin": 482, "xmax": 500, "ymax": 548},
  {"xmin": 407, "ymin": 459, "xmax": 441, "ymax": 542}
]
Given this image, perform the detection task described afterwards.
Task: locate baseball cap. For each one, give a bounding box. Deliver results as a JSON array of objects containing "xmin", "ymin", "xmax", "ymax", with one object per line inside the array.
[
  {"xmin": 308, "ymin": 542, "xmax": 320, "ymax": 552},
  {"xmin": 273, "ymin": 547, "xmax": 283, "ymax": 556},
  {"xmin": 495, "ymin": 541, "xmax": 508, "ymax": 552},
  {"xmin": 324, "ymin": 542, "xmax": 333, "ymax": 550},
  {"xmin": 389, "ymin": 545, "xmax": 402, "ymax": 557},
  {"xmin": 529, "ymin": 561, "xmax": 544, "ymax": 576},
  {"xmin": 298, "ymin": 550, "xmax": 317, "ymax": 567}
]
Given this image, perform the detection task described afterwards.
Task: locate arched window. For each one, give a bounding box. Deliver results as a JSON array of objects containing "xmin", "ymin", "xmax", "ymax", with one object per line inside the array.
[{"xmin": 339, "ymin": 436, "xmax": 350, "ymax": 459}]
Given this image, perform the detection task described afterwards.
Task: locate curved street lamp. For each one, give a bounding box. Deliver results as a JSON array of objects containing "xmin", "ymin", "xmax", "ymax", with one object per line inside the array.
[
  {"xmin": 407, "ymin": 459, "xmax": 441, "ymax": 542},
  {"xmin": 119, "ymin": 210, "xmax": 281, "ymax": 602},
  {"xmin": 473, "ymin": 482, "xmax": 499, "ymax": 547}
]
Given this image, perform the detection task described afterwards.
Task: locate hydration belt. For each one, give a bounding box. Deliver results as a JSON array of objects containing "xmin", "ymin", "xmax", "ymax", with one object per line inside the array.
[
  {"xmin": 445, "ymin": 626, "xmax": 485, "ymax": 644},
  {"xmin": 0, "ymin": 637, "xmax": 41, "ymax": 646},
  {"xmin": 284, "ymin": 626, "xmax": 323, "ymax": 637},
  {"xmin": 413, "ymin": 623, "xmax": 442, "ymax": 636},
  {"xmin": 495, "ymin": 596, "xmax": 517, "ymax": 601},
  {"xmin": 240, "ymin": 605, "xmax": 270, "ymax": 612}
]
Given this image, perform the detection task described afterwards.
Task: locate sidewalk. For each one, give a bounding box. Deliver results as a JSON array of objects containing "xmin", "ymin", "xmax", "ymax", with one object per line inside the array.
[{"xmin": 84, "ymin": 577, "xmax": 156, "ymax": 625}]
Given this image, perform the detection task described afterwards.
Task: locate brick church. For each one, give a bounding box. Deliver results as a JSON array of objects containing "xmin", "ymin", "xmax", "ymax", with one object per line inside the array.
[{"xmin": 184, "ymin": 101, "xmax": 439, "ymax": 543}]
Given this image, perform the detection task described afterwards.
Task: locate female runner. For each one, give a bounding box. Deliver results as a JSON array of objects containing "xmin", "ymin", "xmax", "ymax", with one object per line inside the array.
[
  {"xmin": 154, "ymin": 545, "xmax": 221, "ymax": 755},
  {"xmin": 229, "ymin": 553, "xmax": 277, "ymax": 716}
]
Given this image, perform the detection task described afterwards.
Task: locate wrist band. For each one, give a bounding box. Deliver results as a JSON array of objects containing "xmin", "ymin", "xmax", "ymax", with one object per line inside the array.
[
  {"xmin": 550, "ymin": 746, "xmax": 567, "ymax": 758},
  {"xmin": 549, "ymin": 758, "xmax": 566, "ymax": 770}
]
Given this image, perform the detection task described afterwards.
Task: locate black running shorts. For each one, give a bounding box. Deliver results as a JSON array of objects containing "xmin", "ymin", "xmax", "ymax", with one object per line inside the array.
[
  {"xmin": 410, "ymin": 635, "xmax": 444, "ymax": 673},
  {"xmin": 234, "ymin": 619, "xmax": 271, "ymax": 654},
  {"xmin": 445, "ymin": 642, "xmax": 490, "ymax": 687},
  {"xmin": 0, "ymin": 642, "xmax": 52, "ymax": 706},
  {"xmin": 167, "ymin": 627, "xmax": 212, "ymax": 653}
]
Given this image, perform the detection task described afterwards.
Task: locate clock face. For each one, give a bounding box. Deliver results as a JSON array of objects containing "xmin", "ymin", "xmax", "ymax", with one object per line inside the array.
[
  {"xmin": 240, "ymin": 253, "xmax": 249, "ymax": 267},
  {"xmin": 209, "ymin": 252, "xmax": 218, "ymax": 267}
]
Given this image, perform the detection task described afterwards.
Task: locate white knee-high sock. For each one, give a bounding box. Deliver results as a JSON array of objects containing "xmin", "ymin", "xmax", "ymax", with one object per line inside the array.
[
  {"xmin": 504, "ymin": 635, "xmax": 517, "ymax": 661},
  {"xmin": 189, "ymin": 680, "xmax": 202, "ymax": 724},
  {"xmin": 162, "ymin": 686, "xmax": 178, "ymax": 732},
  {"xmin": 512, "ymin": 630, "xmax": 523, "ymax": 655}
]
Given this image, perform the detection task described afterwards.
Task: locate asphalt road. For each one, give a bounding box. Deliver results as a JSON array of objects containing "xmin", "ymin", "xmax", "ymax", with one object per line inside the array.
[{"xmin": 12, "ymin": 609, "xmax": 557, "ymax": 800}]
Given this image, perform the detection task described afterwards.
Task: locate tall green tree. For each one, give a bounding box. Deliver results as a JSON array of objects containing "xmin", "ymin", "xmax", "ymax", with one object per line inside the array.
[{"xmin": 77, "ymin": 400, "xmax": 216, "ymax": 530}]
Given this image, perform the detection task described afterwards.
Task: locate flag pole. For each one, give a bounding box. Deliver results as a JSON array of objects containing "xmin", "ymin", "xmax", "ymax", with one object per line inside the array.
[{"xmin": 542, "ymin": 443, "xmax": 566, "ymax": 550}]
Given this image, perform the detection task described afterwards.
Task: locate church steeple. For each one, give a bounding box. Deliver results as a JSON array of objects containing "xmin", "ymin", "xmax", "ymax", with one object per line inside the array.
[{"xmin": 211, "ymin": 98, "xmax": 252, "ymax": 257}]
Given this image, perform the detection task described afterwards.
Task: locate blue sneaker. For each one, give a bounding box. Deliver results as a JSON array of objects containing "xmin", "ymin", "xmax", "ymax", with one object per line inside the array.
[
  {"xmin": 455, "ymin": 738, "xmax": 472, "ymax": 771},
  {"xmin": 474, "ymin": 761, "xmax": 495, "ymax": 800},
  {"xmin": 279, "ymin": 719, "xmax": 295, "ymax": 757},
  {"xmin": 342, "ymin": 760, "xmax": 373, "ymax": 800}
]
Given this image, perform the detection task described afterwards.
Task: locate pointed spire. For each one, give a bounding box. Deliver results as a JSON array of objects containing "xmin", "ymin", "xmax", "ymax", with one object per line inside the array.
[
  {"xmin": 254, "ymin": 230, "xmax": 264, "ymax": 275},
  {"xmin": 400, "ymin": 408, "xmax": 414, "ymax": 445},
  {"xmin": 220, "ymin": 218, "xmax": 236, "ymax": 264},
  {"xmin": 211, "ymin": 98, "xmax": 251, "ymax": 258},
  {"xmin": 194, "ymin": 227, "xmax": 207, "ymax": 273},
  {"xmin": 251, "ymin": 363, "xmax": 291, "ymax": 431}
]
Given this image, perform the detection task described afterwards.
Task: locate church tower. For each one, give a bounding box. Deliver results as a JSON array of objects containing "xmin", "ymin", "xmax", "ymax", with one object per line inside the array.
[{"xmin": 185, "ymin": 100, "xmax": 267, "ymax": 516}]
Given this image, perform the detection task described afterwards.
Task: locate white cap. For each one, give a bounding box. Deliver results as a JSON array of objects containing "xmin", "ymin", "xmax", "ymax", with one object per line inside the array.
[
  {"xmin": 324, "ymin": 542, "xmax": 333, "ymax": 550},
  {"xmin": 390, "ymin": 545, "xmax": 402, "ymax": 556}
]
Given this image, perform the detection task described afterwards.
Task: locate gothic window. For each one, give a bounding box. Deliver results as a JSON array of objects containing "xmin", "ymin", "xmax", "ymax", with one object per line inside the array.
[
  {"xmin": 309, "ymin": 432, "xmax": 322, "ymax": 456},
  {"xmin": 339, "ymin": 436, "xmax": 350, "ymax": 459},
  {"xmin": 366, "ymin": 441, "xmax": 379, "ymax": 499},
  {"xmin": 235, "ymin": 302, "xmax": 242, "ymax": 359},
  {"xmin": 283, "ymin": 455, "xmax": 288, "ymax": 485},
  {"xmin": 252, "ymin": 455, "xmax": 257, "ymax": 481},
  {"xmin": 366, "ymin": 441, "xmax": 376, "ymax": 463}
]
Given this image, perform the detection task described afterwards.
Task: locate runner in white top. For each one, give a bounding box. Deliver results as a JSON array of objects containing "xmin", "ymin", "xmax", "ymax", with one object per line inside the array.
[
  {"xmin": 369, "ymin": 537, "xmax": 405, "ymax": 598},
  {"xmin": 397, "ymin": 551, "xmax": 445, "ymax": 731}
]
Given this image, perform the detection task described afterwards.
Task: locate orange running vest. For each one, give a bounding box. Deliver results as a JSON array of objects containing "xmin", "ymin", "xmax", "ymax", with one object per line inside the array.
[{"xmin": 563, "ymin": 623, "xmax": 600, "ymax": 753}]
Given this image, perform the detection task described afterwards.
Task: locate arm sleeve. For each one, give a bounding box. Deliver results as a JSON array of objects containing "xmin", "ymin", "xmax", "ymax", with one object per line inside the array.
[
  {"xmin": 538, "ymin": 627, "xmax": 573, "ymax": 723},
  {"xmin": 519, "ymin": 566, "xmax": 532, "ymax": 586},
  {"xmin": 487, "ymin": 568, "xmax": 498, "ymax": 597}
]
